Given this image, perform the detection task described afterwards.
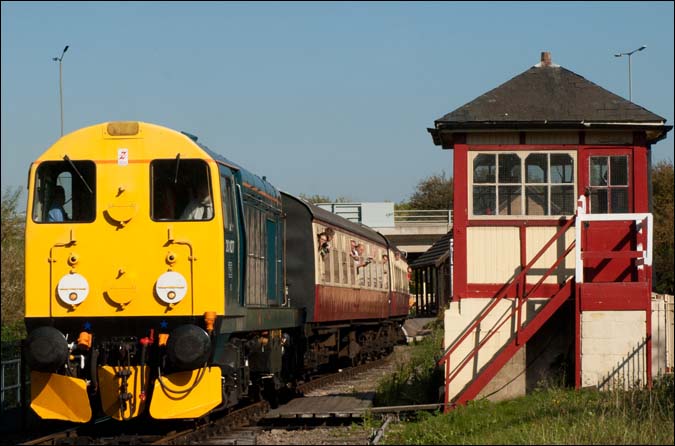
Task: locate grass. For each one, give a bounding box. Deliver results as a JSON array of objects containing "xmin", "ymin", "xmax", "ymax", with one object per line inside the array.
[
  {"xmin": 371, "ymin": 322, "xmax": 673, "ymax": 445},
  {"xmin": 379, "ymin": 374, "xmax": 674, "ymax": 445},
  {"xmin": 374, "ymin": 319, "xmax": 445, "ymax": 407}
]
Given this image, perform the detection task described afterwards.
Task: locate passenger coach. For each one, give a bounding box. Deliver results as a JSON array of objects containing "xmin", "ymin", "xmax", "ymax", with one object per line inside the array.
[{"xmin": 282, "ymin": 192, "xmax": 408, "ymax": 368}]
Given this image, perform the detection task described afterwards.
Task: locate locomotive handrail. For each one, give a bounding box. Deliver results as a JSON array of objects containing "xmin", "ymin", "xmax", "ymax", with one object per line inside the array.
[{"xmin": 166, "ymin": 232, "xmax": 196, "ymax": 313}]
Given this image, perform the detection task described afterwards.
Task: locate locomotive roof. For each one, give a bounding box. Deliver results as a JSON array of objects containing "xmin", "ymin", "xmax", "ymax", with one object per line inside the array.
[
  {"xmin": 184, "ymin": 132, "xmax": 281, "ymax": 201},
  {"xmin": 280, "ymin": 191, "xmax": 388, "ymax": 246}
]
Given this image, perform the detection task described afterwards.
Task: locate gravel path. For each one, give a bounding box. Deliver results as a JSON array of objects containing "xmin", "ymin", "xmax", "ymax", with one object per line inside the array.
[{"xmin": 255, "ymin": 345, "xmax": 413, "ymax": 445}]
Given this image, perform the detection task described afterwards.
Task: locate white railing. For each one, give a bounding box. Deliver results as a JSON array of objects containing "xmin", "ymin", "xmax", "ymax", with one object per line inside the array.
[{"xmin": 574, "ymin": 195, "xmax": 653, "ymax": 283}]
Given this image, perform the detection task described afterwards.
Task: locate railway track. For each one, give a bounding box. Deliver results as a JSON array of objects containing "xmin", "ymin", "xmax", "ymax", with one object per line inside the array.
[
  {"xmin": 19, "ymin": 354, "xmax": 398, "ymax": 445},
  {"xmin": 20, "ymin": 329, "xmax": 438, "ymax": 445},
  {"xmin": 20, "ymin": 401, "xmax": 270, "ymax": 446}
]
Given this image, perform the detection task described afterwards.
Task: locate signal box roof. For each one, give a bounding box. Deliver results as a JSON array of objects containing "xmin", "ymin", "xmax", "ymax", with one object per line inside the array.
[{"xmin": 429, "ymin": 52, "xmax": 671, "ymax": 146}]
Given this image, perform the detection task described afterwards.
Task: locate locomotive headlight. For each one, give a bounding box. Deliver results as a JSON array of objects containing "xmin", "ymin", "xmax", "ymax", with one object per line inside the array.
[
  {"xmin": 57, "ymin": 273, "xmax": 89, "ymax": 307},
  {"xmin": 155, "ymin": 271, "xmax": 187, "ymax": 305}
]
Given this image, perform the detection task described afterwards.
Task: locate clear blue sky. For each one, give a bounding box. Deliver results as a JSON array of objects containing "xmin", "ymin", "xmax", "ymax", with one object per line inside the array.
[{"xmin": 2, "ymin": 1, "xmax": 673, "ymax": 210}]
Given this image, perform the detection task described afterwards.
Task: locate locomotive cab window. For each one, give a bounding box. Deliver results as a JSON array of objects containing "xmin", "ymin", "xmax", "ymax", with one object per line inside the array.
[
  {"xmin": 151, "ymin": 159, "xmax": 213, "ymax": 221},
  {"xmin": 32, "ymin": 160, "xmax": 96, "ymax": 223}
]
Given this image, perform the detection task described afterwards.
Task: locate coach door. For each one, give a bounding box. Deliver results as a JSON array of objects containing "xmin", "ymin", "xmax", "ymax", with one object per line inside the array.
[{"xmin": 219, "ymin": 167, "xmax": 241, "ymax": 309}]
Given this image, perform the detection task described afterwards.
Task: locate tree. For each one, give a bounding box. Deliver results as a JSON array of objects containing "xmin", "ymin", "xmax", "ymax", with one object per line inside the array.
[
  {"xmin": 652, "ymin": 160, "xmax": 674, "ymax": 294},
  {"xmin": 398, "ymin": 171, "xmax": 453, "ymax": 210},
  {"xmin": 1, "ymin": 186, "xmax": 26, "ymax": 340},
  {"xmin": 299, "ymin": 194, "xmax": 352, "ymax": 204}
]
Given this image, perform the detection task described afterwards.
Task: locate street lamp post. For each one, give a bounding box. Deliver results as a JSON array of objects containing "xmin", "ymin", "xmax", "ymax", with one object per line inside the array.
[
  {"xmin": 52, "ymin": 45, "xmax": 69, "ymax": 136},
  {"xmin": 614, "ymin": 45, "xmax": 646, "ymax": 102}
]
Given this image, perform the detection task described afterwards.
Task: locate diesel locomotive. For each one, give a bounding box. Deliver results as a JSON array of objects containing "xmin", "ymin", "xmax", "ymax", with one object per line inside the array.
[{"xmin": 23, "ymin": 121, "xmax": 410, "ymax": 423}]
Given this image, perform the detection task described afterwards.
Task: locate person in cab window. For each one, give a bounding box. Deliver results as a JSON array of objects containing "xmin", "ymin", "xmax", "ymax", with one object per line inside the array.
[
  {"xmin": 48, "ymin": 186, "xmax": 69, "ymax": 222},
  {"xmin": 181, "ymin": 181, "xmax": 213, "ymax": 220}
]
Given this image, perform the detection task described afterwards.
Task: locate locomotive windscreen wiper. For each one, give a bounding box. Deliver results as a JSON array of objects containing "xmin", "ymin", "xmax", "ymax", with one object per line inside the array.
[
  {"xmin": 63, "ymin": 154, "xmax": 93, "ymax": 194},
  {"xmin": 173, "ymin": 153, "xmax": 180, "ymax": 184}
]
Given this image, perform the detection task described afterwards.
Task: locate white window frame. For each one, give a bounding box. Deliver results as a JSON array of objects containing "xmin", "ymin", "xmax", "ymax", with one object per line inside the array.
[{"xmin": 469, "ymin": 150, "xmax": 577, "ymax": 218}]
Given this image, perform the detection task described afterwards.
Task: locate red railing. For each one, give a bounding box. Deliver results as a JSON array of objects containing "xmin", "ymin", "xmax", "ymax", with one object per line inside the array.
[{"xmin": 438, "ymin": 215, "xmax": 577, "ymax": 411}]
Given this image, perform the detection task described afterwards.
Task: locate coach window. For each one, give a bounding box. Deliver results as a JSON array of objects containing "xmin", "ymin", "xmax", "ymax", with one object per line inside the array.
[
  {"xmin": 32, "ymin": 160, "xmax": 96, "ymax": 223},
  {"xmin": 341, "ymin": 235, "xmax": 349, "ymax": 285},
  {"xmin": 151, "ymin": 159, "xmax": 212, "ymax": 221}
]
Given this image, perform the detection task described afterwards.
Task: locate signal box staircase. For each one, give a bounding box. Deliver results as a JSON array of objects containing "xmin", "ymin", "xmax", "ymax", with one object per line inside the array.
[{"xmin": 438, "ymin": 197, "xmax": 653, "ymax": 412}]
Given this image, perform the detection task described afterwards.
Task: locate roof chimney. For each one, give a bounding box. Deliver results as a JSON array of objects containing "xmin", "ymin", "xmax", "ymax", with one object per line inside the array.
[{"xmin": 541, "ymin": 51, "xmax": 552, "ymax": 67}]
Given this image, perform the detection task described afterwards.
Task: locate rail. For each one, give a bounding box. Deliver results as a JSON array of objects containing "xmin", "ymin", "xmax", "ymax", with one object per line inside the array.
[
  {"xmin": 316, "ymin": 202, "xmax": 453, "ymax": 227},
  {"xmin": 394, "ymin": 209, "xmax": 453, "ymax": 225}
]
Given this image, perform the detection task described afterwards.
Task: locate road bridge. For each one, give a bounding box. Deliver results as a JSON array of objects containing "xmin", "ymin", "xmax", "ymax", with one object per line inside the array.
[{"xmin": 315, "ymin": 202, "xmax": 452, "ymax": 263}]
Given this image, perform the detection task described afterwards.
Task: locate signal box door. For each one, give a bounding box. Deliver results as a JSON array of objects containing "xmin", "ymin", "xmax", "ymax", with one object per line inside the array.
[{"xmin": 579, "ymin": 149, "xmax": 637, "ymax": 283}]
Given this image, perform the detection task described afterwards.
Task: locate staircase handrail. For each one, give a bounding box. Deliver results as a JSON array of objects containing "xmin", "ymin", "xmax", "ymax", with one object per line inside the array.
[
  {"xmin": 444, "ymin": 239, "xmax": 576, "ymax": 385},
  {"xmin": 438, "ymin": 214, "xmax": 577, "ymax": 365}
]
